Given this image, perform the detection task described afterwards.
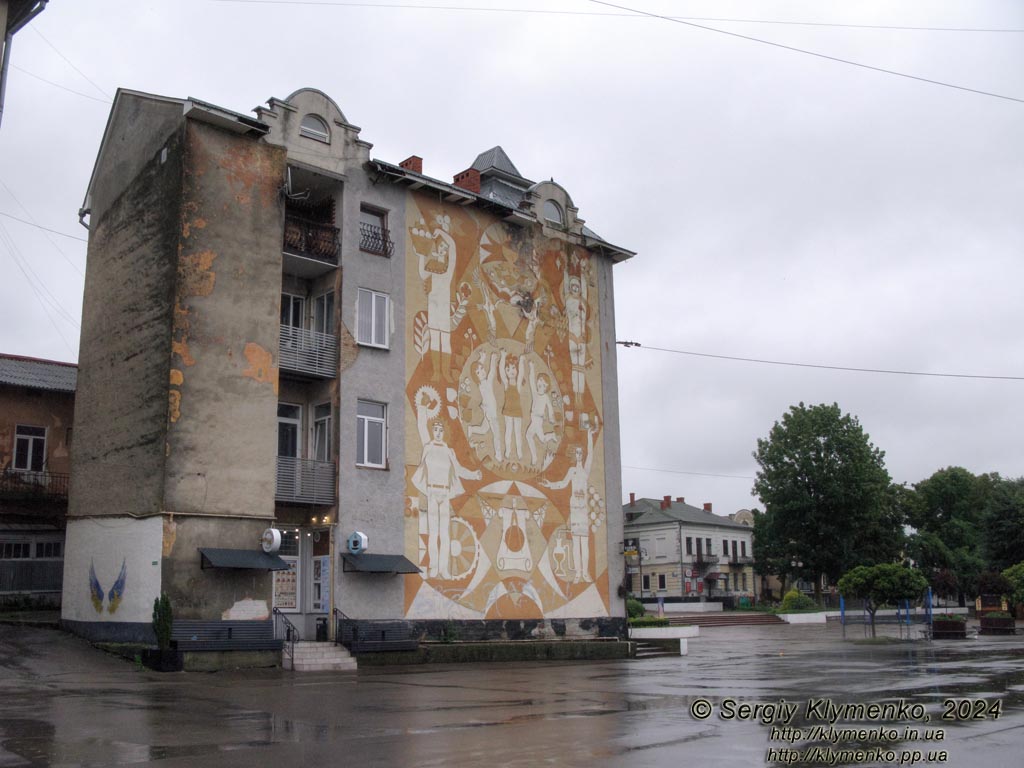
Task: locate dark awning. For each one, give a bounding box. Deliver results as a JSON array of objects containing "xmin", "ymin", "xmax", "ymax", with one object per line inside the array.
[
  {"xmin": 199, "ymin": 548, "xmax": 290, "ymax": 571},
  {"xmin": 341, "ymin": 553, "xmax": 420, "ymax": 574}
]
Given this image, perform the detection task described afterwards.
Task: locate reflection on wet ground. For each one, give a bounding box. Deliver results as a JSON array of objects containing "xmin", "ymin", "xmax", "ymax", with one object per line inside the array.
[{"xmin": 1, "ymin": 622, "xmax": 1021, "ymax": 767}]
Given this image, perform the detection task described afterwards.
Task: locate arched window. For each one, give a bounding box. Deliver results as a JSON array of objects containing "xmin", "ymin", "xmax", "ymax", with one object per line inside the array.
[
  {"xmin": 543, "ymin": 199, "xmax": 564, "ymax": 226},
  {"xmin": 299, "ymin": 114, "xmax": 330, "ymax": 143}
]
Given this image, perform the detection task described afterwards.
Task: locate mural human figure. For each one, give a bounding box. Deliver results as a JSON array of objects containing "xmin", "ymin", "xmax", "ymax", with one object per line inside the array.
[
  {"xmin": 412, "ymin": 404, "xmax": 481, "ymax": 579},
  {"xmin": 466, "ymin": 349, "xmax": 503, "ymax": 462},
  {"xmin": 415, "ymin": 215, "xmax": 458, "ymax": 381},
  {"xmin": 562, "ymin": 257, "xmax": 589, "ymax": 407},
  {"xmin": 499, "ymin": 349, "xmax": 525, "ymax": 462},
  {"xmin": 525, "ymin": 359, "xmax": 557, "ymax": 467},
  {"xmin": 540, "ymin": 423, "xmax": 595, "ymax": 583}
]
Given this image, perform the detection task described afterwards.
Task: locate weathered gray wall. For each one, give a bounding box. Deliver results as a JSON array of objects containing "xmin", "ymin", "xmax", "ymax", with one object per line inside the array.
[
  {"xmin": 596, "ymin": 256, "xmax": 625, "ymax": 617},
  {"xmin": 160, "ymin": 515, "xmax": 272, "ymax": 620},
  {"xmin": 70, "ymin": 124, "xmax": 184, "ymax": 519},
  {"xmin": 162, "ymin": 120, "xmax": 286, "ymax": 518}
]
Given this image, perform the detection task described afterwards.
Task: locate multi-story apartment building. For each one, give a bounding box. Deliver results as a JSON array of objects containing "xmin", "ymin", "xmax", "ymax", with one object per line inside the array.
[
  {"xmin": 0, "ymin": 353, "xmax": 75, "ymax": 605},
  {"xmin": 62, "ymin": 87, "xmax": 633, "ymax": 644},
  {"xmin": 623, "ymin": 495, "xmax": 755, "ymax": 602}
]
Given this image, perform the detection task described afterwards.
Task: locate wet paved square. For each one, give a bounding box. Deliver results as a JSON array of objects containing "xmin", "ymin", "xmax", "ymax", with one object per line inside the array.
[{"xmin": 1, "ymin": 622, "xmax": 1021, "ymax": 766}]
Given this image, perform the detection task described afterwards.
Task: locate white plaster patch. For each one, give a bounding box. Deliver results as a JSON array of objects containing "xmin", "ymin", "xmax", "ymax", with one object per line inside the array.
[
  {"xmin": 221, "ymin": 598, "xmax": 270, "ymax": 620},
  {"xmin": 406, "ymin": 581, "xmax": 485, "ymax": 620}
]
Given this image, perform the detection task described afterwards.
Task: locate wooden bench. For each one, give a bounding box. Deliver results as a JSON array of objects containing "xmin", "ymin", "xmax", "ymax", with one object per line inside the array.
[
  {"xmin": 171, "ymin": 620, "xmax": 283, "ymax": 652},
  {"xmin": 338, "ymin": 620, "xmax": 419, "ymax": 653}
]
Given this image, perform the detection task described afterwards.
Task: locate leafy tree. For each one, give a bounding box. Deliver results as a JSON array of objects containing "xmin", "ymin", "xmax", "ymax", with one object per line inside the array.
[
  {"xmin": 837, "ymin": 564, "xmax": 928, "ymax": 637},
  {"xmin": 982, "ymin": 477, "xmax": 1024, "ymax": 572},
  {"xmin": 752, "ymin": 403, "xmax": 902, "ymax": 600},
  {"xmin": 1002, "ymin": 562, "xmax": 1024, "ymax": 611},
  {"xmin": 903, "ymin": 467, "xmax": 991, "ymax": 606}
]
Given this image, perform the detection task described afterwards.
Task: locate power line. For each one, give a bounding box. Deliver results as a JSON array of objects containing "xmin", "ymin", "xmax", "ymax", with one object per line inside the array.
[
  {"xmin": 209, "ymin": 1, "xmax": 1024, "ymax": 32},
  {"xmin": 0, "ymin": 211, "xmax": 89, "ymax": 243},
  {"xmin": 10, "ymin": 65, "xmax": 112, "ymax": 104},
  {"xmin": 589, "ymin": 1, "xmax": 1024, "ymax": 104},
  {"xmin": 616, "ymin": 342, "xmax": 1024, "ymax": 382},
  {"xmin": 32, "ymin": 27, "xmax": 111, "ymax": 99},
  {"xmin": 623, "ymin": 464, "xmax": 754, "ymax": 481}
]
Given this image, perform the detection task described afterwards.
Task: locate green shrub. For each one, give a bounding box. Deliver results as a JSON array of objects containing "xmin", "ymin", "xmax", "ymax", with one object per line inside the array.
[
  {"xmin": 625, "ymin": 597, "xmax": 645, "ymax": 619},
  {"xmin": 982, "ymin": 611, "xmax": 1012, "ymax": 619},
  {"xmin": 152, "ymin": 593, "xmax": 173, "ymax": 650},
  {"xmin": 628, "ymin": 616, "xmax": 669, "ymax": 628},
  {"xmin": 934, "ymin": 613, "xmax": 966, "ymax": 622},
  {"xmin": 780, "ymin": 589, "xmax": 816, "ymax": 612}
]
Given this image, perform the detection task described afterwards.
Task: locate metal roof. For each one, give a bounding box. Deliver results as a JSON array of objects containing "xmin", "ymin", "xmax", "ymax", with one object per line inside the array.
[
  {"xmin": 624, "ymin": 498, "xmax": 751, "ymax": 530},
  {"xmin": 199, "ymin": 548, "xmax": 290, "ymax": 570},
  {"xmin": 0, "ymin": 354, "xmax": 77, "ymax": 392},
  {"xmin": 471, "ymin": 146, "xmax": 525, "ymax": 179},
  {"xmin": 341, "ymin": 553, "xmax": 421, "ymax": 574}
]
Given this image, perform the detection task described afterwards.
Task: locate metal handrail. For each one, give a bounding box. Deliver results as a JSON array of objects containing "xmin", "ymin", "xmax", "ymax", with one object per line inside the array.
[
  {"xmin": 283, "ymin": 214, "xmax": 340, "ymax": 263},
  {"xmin": 333, "ymin": 607, "xmax": 352, "ymax": 647},
  {"xmin": 359, "ymin": 221, "xmax": 394, "ymax": 256},
  {"xmin": 272, "ymin": 607, "xmax": 300, "ymax": 664}
]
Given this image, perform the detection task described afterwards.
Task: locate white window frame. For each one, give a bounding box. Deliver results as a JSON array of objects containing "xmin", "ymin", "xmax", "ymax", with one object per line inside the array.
[
  {"xmin": 312, "ymin": 403, "xmax": 332, "ymax": 463},
  {"xmin": 654, "ymin": 536, "xmax": 667, "ymax": 559},
  {"xmin": 641, "ymin": 574, "xmax": 651, "ymax": 592},
  {"xmin": 281, "ymin": 293, "xmax": 305, "ymax": 329},
  {"xmin": 14, "ymin": 425, "xmax": 47, "ymax": 472},
  {"xmin": 356, "ymin": 288, "xmax": 390, "ymax": 349},
  {"xmin": 299, "ymin": 114, "xmax": 330, "ymax": 143},
  {"xmin": 356, "ymin": 400, "xmax": 387, "ymax": 468},
  {"xmin": 277, "ymin": 403, "xmax": 302, "ymax": 459},
  {"xmin": 314, "ymin": 291, "xmax": 335, "ymax": 336},
  {"xmin": 657, "ymin": 573, "xmax": 667, "ymax": 591}
]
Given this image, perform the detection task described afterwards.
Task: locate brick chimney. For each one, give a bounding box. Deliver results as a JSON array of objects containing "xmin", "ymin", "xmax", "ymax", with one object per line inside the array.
[
  {"xmin": 676, "ymin": 496, "xmax": 685, "ymax": 504},
  {"xmin": 629, "ymin": 493, "xmax": 635, "ymax": 507},
  {"xmin": 663, "ymin": 495, "xmax": 672, "ymax": 508},
  {"xmin": 453, "ymin": 167, "xmax": 481, "ymax": 194},
  {"xmin": 400, "ymin": 155, "xmax": 422, "ymax": 174},
  {"xmin": 703, "ymin": 502, "xmax": 713, "ymax": 512}
]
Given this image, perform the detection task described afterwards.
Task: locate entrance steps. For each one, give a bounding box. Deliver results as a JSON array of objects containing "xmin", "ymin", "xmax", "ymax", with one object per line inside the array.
[
  {"xmin": 667, "ymin": 613, "xmax": 785, "ymax": 628},
  {"xmin": 633, "ymin": 641, "xmax": 680, "ymax": 659},
  {"xmin": 282, "ymin": 641, "xmax": 358, "ymax": 672}
]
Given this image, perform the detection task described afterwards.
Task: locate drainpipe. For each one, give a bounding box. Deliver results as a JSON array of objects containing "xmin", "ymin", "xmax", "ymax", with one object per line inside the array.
[{"xmin": 0, "ymin": 1, "xmax": 49, "ymax": 130}]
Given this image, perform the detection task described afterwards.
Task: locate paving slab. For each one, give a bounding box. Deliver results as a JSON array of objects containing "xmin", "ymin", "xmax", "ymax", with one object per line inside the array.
[{"xmin": 1, "ymin": 621, "xmax": 1021, "ymax": 767}]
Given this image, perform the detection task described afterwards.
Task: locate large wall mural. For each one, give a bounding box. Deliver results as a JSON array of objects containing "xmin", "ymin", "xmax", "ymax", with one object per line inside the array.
[{"xmin": 404, "ymin": 196, "xmax": 609, "ymax": 619}]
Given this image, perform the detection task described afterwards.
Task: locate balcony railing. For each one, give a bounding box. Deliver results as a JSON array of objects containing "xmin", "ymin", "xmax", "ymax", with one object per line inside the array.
[
  {"xmin": 730, "ymin": 556, "xmax": 754, "ymax": 565},
  {"xmin": 279, "ymin": 325, "xmax": 338, "ymax": 379},
  {"xmin": 0, "ymin": 470, "xmax": 69, "ymax": 501},
  {"xmin": 275, "ymin": 457, "xmax": 335, "ymax": 506},
  {"xmin": 693, "ymin": 553, "xmax": 720, "ymax": 565},
  {"xmin": 283, "ymin": 215, "xmax": 340, "ymax": 264},
  {"xmin": 359, "ymin": 222, "xmax": 394, "ymax": 257}
]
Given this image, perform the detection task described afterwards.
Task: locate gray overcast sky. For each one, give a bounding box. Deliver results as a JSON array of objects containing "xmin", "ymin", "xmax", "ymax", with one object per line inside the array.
[{"xmin": 1, "ymin": 0, "xmax": 1021, "ymax": 515}]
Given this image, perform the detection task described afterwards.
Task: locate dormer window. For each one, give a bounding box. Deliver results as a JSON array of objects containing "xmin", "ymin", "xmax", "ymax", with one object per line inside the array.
[
  {"xmin": 543, "ymin": 199, "xmax": 564, "ymax": 226},
  {"xmin": 299, "ymin": 114, "xmax": 330, "ymax": 143}
]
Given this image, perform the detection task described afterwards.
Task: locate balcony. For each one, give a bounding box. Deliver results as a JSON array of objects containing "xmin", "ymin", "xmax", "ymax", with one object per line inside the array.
[
  {"xmin": 730, "ymin": 556, "xmax": 754, "ymax": 565},
  {"xmin": 0, "ymin": 470, "xmax": 69, "ymax": 502},
  {"xmin": 283, "ymin": 214, "xmax": 339, "ymax": 278},
  {"xmin": 275, "ymin": 457, "xmax": 336, "ymax": 506},
  {"xmin": 359, "ymin": 221, "xmax": 394, "ymax": 257},
  {"xmin": 279, "ymin": 325, "xmax": 338, "ymax": 379}
]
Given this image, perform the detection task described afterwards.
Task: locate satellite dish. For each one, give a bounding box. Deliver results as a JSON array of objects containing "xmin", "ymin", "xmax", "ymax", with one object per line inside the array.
[
  {"xmin": 261, "ymin": 528, "xmax": 282, "ymax": 554},
  {"xmin": 347, "ymin": 531, "xmax": 368, "ymax": 555}
]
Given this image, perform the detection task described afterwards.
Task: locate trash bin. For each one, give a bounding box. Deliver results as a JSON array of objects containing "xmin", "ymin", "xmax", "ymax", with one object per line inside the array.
[{"xmin": 316, "ymin": 617, "xmax": 328, "ymax": 642}]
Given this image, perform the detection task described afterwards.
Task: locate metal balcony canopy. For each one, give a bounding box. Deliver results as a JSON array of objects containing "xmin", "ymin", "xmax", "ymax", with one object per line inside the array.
[
  {"xmin": 341, "ymin": 553, "xmax": 420, "ymax": 574},
  {"xmin": 199, "ymin": 548, "xmax": 290, "ymax": 571}
]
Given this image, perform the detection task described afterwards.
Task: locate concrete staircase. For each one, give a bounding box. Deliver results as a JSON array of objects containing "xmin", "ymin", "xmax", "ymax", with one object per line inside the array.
[
  {"xmin": 282, "ymin": 641, "xmax": 358, "ymax": 672},
  {"xmin": 667, "ymin": 613, "xmax": 786, "ymax": 628},
  {"xmin": 633, "ymin": 641, "xmax": 680, "ymax": 659}
]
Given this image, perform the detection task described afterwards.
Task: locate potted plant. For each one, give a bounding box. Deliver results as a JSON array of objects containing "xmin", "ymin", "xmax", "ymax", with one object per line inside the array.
[
  {"xmin": 142, "ymin": 593, "xmax": 183, "ymax": 671},
  {"xmin": 931, "ymin": 613, "xmax": 967, "ymax": 639}
]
